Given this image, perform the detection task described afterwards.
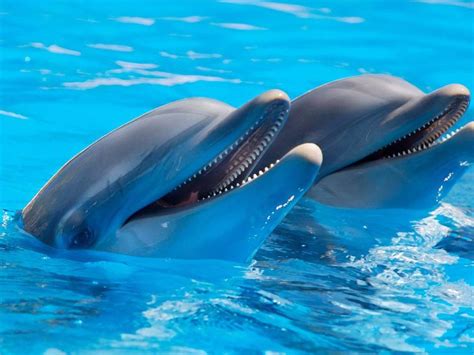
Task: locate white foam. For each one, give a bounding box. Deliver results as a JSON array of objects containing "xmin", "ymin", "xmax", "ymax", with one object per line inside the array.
[
  {"xmin": 211, "ymin": 22, "xmax": 267, "ymax": 31},
  {"xmin": 113, "ymin": 16, "xmax": 155, "ymax": 26},
  {"xmin": 87, "ymin": 43, "xmax": 133, "ymax": 52}
]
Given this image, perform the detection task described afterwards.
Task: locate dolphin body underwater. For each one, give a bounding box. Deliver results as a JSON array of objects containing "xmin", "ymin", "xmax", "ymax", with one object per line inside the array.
[
  {"xmin": 21, "ymin": 90, "xmax": 323, "ymax": 262},
  {"xmin": 253, "ymin": 74, "xmax": 473, "ymax": 208}
]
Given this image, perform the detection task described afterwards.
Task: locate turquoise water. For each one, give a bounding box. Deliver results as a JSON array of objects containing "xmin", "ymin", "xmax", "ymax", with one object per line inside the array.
[{"xmin": 1, "ymin": 0, "xmax": 474, "ymax": 353}]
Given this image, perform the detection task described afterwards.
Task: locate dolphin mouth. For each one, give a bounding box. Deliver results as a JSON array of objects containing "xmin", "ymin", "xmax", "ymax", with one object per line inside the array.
[
  {"xmin": 347, "ymin": 93, "xmax": 470, "ymax": 168},
  {"xmin": 128, "ymin": 98, "xmax": 289, "ymax": 218},
  {"xmin": 195, "ymin": 102, "xmax": 289, "ymax": 199}
]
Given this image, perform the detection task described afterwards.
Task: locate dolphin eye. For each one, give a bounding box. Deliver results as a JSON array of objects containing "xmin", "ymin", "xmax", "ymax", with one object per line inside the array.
[{"xmin": 69, "ymin": 228, "xmax": 95, "ymax": 249}]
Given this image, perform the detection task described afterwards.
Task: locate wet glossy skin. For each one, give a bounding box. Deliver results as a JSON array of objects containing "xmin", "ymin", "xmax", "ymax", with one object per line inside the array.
[
  {"xmin": 22, "ymin": 91, "xmax": 291, "ymax": 250},
  {"xmin": 253, "ymin": 75, "xmax": 472, "ymax": 208}
]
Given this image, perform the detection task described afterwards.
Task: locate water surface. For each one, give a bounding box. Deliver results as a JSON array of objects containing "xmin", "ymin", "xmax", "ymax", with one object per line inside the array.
[{"xmin": 1, "ymin": 0, "xmax": 473, "ymax": 353}]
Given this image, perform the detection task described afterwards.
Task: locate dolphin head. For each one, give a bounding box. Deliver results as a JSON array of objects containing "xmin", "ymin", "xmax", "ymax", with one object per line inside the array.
[
  {"xmin": 253, "ymin": 75, "xmax": 471, "ymax": 208},
  {"xmin": 256, "ymin": 75, "xmax": 470, "ymax": 177},
  {"xmin": 22, "ymin": 90, "xmax": 292, "ymax": 253}
]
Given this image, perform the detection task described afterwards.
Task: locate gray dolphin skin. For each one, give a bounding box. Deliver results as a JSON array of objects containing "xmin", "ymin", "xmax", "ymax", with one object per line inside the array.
[
  {"xmin": 253, "ymin": 74, "xmax": 472, "ymax": 208},
  {"xmin": 22, "ymin": 90, "xmax": 323, "ymax": 261}
]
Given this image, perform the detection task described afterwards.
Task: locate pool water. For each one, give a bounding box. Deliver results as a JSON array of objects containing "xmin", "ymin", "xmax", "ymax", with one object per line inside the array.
[{"xmin": 1, "ymin": 0, "xmax": 473, "ymax": 353}]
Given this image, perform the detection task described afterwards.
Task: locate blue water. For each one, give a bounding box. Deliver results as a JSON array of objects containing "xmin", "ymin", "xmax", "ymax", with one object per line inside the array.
[{"xmin": 1, "ymin": 0, "xmax": 473, "ymax": 353}]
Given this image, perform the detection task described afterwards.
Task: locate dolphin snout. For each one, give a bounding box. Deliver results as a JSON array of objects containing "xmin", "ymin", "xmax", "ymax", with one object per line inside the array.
[
  {"xmin": 429, "ymin": 83, "xmax": 470, "ymax": 101},
  {"xmin": 253, "ymin": 89, "xmax": 290, "ymax": 106},
  {"xmin": 284, "ymin": 143, "xmax": 323, "ymax": 168}
]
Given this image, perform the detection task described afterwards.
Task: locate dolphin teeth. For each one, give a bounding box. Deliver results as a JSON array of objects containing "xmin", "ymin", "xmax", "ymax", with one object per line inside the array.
[
  {"xmin": 368, "ymin": 97, "xmax": 468, "ymax": 162},
  {"xmin": 201, "ymin": 101, "xmax": 289, "ymax": 199}
]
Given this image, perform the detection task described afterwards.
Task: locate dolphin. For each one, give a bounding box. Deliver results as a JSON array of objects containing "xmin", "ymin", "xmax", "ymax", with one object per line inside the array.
[
  {"xmin": 21, "ymin": 90, "xmax": 323, "ymax": 262},
  {"xmin": 252, "ymin": 74, "xmax": 472, "ymax": 208}
]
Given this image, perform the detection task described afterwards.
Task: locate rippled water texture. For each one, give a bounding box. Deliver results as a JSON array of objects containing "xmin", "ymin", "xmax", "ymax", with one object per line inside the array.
[{"xmin": 1, "ymin": 0, "xmax": 473, "ymax": 353}]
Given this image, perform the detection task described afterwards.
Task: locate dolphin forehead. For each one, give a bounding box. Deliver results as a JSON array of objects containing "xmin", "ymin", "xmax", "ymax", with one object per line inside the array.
[
  {"xmin": 293, "ymin": 75, "xmax": 423, "ymax": 123},
  {"xmin": 306, "ymin": 74, "xmax": 423, "ymax": 100}
]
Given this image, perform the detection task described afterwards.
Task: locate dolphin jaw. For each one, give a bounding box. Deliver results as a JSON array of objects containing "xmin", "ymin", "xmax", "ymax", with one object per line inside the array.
[
  {"xmin": 198, "ymin": 143, "xmax": 323, "ymax": 202},
  {"xmin": 192, "ymin": 105, "xmax": 289, "ymax": 201},
  {"xmin": 381, "ymin": 95, "xmax": 469, "ymax": 160},
  {"xmin": 346, "ymin": 92, "xmax": 470, "ymax": 168},
  {"xmin": 208, "ymin": 105, "xmax": 288, "ymax": 194},
  {"xmin": 199, "ymin": 143, "xmax": 322, "ymax": 201},
  {"xmin": 197, "ymin": 158, "xmax": 281, "ymax": 201},
  {"xmin": 167, "ymin": 103, "xmax": 288, "ymax": 199}
]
